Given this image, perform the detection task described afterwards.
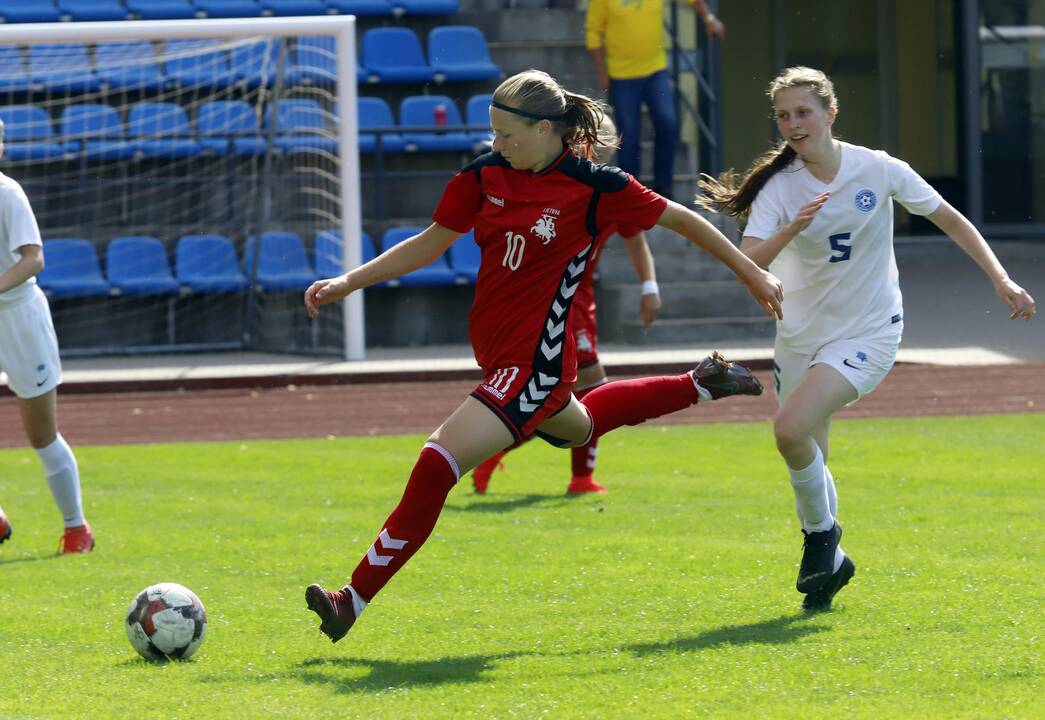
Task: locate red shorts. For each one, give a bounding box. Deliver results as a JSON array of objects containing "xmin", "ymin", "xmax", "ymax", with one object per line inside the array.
[
  {"xmin": 470, "ymin": 364, "xmax": 574, "ymax": 442},
  {"xmin": 573, "ymin": 304, "xmax": 599, "ymax": 369}
]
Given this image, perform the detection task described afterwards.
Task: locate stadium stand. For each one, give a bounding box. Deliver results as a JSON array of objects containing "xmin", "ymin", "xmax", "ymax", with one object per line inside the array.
[
  {"xmin": 243, "ymin": 232, "xmax": 319, "ymax": 291},
  {"xmin": 398, "ymin": 95, "xmax": 473, "ymax": 152},
  {"xmin": 262, "ymin": 0, "xmax": 329, "ymax": 15},
  {"xmin": 36, "ymin": 239, "xmax": 112, "ymax": 299},
  {"xmin": 29, "ymin": 43, "xmax": 101, "ymax": 93},
  {"xmin": 195, "ymin": 100, "xmax": 267, "ymax": 156},
  {"xmin": 268, "ymin": 99, "xmax": 338, "ymax": 154},
  {"xmin": 325, "ymin": 0, "xmax": 393, "ymax": 17},
  {"xmin": 125, "ymin": 0, "xmax": 198, "ymax": 19},
  {"xmin": 0, "ymin": 1, "xmax": 62, "ymax": 24},
  {"xmin": 94, "ymin": 40, "xmax": 168, "ymax": 92},
  {"xmin": 128, "ymin": 103, "xmax": 205, "ymax": 159},
  {"xmin": 361, "ymin": 27, "xmax": 435, "ymax": 84},
  {"xmin": 357, "ymin": 97, "xmax": 406, "ymax": 153},
  {"xmin": 192, "ymin": 0, "xmax": 264, "ymax": 18},
  {"xmin": 0, "ymin": 105, "xmax": 67, "ymax": 161},
  {"xmin": 176, "ymin": 234, "xmax": 249, "ymax": 293},
  {"xmin": 162, "ymin": 39, "xmax": 234, "ymax": 89},
  {"xmin": 105, "ymin": 236, "xmax": 181, "ymax": 296},
  {"xmin": 428, "ymin": 26, "xmax": 501, "ymax": 82},
  {"xmin": 58, "ymin": 0, "xmax": 131, "ymax": 22},
  {"xmin": 60, "ymin": 104, "xmax": 135, "ymax": 160}
]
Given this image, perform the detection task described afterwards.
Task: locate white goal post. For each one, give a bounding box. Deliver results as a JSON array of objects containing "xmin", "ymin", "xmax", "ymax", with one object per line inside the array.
[{"xmin": 0, "ymin": 16, "xmax": 365, "ymax": 360}]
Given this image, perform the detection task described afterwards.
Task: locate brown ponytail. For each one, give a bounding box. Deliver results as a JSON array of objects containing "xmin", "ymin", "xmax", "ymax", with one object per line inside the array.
[{"xmin": 697, "ymin": 66, "xmax": 837, "ymax": 219}]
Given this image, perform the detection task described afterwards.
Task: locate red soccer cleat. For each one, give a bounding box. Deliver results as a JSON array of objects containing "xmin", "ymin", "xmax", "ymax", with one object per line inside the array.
[
  {"xmin": 58, "ymin": 523, "xmax": 94, "ymax": 554},
  {"xmin": 472, "ymin": 451, "xmax": 506, "ymax": 494},
  {"xmin": 305, "ymin": 584, "xmax": 365, "ymax": 643},
  {"xmin": 566, "ymin": 475, "xmax": 607, "ymax": 495},
  {"xmin": 0, "ymin": 510, "xmax": 11, "ymax": 545}
]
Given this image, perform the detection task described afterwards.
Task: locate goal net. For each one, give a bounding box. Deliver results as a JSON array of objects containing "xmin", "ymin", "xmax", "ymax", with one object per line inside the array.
[{"xmin": 0, "ymin": 17, "xmax": 363, "ymax": 359}]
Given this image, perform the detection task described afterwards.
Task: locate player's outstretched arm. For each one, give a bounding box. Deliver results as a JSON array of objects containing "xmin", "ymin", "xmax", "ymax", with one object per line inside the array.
[
  {"xmin": 305, "ymin": 223, "xmax": 461, "ymax": 318},
  {"xmin": 656, "ymin": 200, "xmax": 784, "ymax": 319},
  {"xmin": 926, "ymin": 201, "xmax": 1037, "ymax": 320},
  {"xmin": 621, "ymin": 231, "xmax": 661, "ymax": 327}
]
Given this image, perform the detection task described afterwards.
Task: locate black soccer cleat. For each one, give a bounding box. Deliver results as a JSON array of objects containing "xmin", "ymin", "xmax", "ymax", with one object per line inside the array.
[
  {"xmin": 306, "ymin": 584, "xmax": 360, "ymax": 644},
  {"xmin": 796, "ymin": 521, "xmax": 842, "ymax": 593},
  {"xmin": 692, "ymin": 351, "xmax": 763, "ymax": 399},
  {"xmin": 802, "ymin": 554, "xmax": 855, "ymax": 612}
]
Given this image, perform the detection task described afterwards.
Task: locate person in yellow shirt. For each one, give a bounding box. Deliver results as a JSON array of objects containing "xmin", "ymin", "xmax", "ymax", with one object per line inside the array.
[{"xmin": 586, "ymin": 0, "xmax": 724, "ymax": 199}]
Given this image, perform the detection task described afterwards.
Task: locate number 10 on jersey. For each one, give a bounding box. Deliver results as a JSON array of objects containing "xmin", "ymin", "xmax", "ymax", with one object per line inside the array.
[{"xmin": 503, "ymin": 231, "xmax": 526, "ymax": 270}]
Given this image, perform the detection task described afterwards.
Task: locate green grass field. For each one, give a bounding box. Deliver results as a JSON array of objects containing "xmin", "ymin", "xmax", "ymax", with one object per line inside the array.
[{"xmin": 1, "ymin": 415, "xmax": 1042, "ymax": 719}]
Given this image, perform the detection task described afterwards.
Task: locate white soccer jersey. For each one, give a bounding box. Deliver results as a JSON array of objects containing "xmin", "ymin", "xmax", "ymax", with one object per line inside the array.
[
  {"xmin": 0, "ymin": 171, "xmax": 44, "ymax": 306},
  {"xmin": 744, "ymin": 142, "xmax": 942, "ymax": 354}
]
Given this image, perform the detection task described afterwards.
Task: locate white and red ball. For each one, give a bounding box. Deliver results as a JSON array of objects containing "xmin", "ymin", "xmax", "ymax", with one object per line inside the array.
[{"xmin": 125, "ymin": 583, "xmax": 207, "ymax": 661}]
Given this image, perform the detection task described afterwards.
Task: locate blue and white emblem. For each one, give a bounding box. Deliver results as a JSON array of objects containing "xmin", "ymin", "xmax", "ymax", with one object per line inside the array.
[{"xmin": 855, "ymin": 188, "xmax": 877, "ymax": 213}]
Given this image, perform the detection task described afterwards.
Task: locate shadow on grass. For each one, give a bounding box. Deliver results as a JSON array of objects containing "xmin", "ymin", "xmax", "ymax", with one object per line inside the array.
[
  {"xmin": 0, "ymin": 553, "xmax": 61, "ymax": 566},
  {"xmin": 293, "ymin": 652, "xmax": 524, "ymax": 692},
  {"xmin": 444, "ymin": 493, "xmax": 577, "ymax": 514},
  {"xmin": 627, "ymin": 613, "xmax": 825, "ymax": 656}
]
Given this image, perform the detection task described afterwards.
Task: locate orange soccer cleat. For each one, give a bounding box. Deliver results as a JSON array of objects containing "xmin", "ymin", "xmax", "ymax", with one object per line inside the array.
[
  {"xmin": 58, "ymin": 523, "xmax": 94, "ymax": 554},
  {"xmin": 566, "ymin": 475, "xmax": 607, "ymax": 495}
]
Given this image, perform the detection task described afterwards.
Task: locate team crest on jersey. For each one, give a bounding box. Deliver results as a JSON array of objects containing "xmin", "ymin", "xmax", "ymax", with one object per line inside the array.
[
  {"xmin": 855, "ymin": 188, "xmax": 877, "ymax": 213},
  {"xmin": 530, "ymin": 208, "xmax": 559, "ymax": 244}
]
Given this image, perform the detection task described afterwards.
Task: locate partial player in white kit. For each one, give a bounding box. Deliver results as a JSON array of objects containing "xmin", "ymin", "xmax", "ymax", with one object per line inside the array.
[
  {"xmin": 699, "ymin": 66, "xmax": 1036, "ymax": 611},
  {"xmin": 0, "ymin": 118, "xmax": 94, "ymax": 554}
]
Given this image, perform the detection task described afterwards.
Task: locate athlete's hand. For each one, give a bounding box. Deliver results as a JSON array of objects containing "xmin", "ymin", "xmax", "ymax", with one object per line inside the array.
[
  {"xmin": 639, "ymin": 291, "xmax": 661, "ymax": 327},
  {"xmin": 787, "ymin": 192, "xmax": 830, "ymax": 235},
  {"xmin": 304, "ymin": 275, "xmax": 351, "ymax": 318},
  {"xmin": 745, "ymin": 267, "xmax": 784, "ymax": 320},
  {"xmin": 995, "ymin": 278, "xmax": 1036, "ymax": 320}
]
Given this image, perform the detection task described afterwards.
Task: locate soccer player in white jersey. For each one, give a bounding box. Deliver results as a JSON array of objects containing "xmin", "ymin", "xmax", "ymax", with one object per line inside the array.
[
  {"xmin": 698, "ymin": 66, "xmax": 1036, "ymax": 611},
  {"xmin": 0, "ymin": 118, "xmax": 94, "ymax": 554}
]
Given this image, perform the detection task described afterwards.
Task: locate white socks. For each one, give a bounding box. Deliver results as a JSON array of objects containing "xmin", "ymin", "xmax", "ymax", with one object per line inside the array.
[
  {"xmin": 789, "ymin": 448, "xmax": 846, "ymax": 572},
  {"xmin": 36, "ymin": 434, "xmax": 85, "ymax": 528},
  {"xmin": 344, "ymin": 585, "xmax": 368, "ymax": 618},
  {"xmin": 788, "ymin": 445, "xmax": 834, "ymax": 533}
]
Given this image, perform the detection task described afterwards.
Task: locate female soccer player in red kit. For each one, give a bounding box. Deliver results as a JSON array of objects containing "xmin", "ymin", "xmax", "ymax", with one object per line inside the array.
[{"xmin": 303, "ymin": 69, "xmax": 784, "ymax": 643}]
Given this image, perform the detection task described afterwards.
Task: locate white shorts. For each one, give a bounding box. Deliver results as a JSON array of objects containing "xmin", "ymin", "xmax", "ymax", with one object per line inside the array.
[
  {"xmin": 0, "ymin": 286, "xmax": 62, "ymax": 399},
  {"xmin": 773, "ymin": 323, "xmax": 902, "ymax": 406}
]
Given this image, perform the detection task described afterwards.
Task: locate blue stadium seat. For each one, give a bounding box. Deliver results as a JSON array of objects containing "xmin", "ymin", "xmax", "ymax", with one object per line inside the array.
[
  {"xmin": 243, "ymin": 232, "xmax": 318, "ymax": 291},
  {"xmin": 268, "ymin": 99, "xmax": 337, "ymax": 154},
  {"xmin": 263, "ymin": 0, "xmax": 328, "ymax": 14},
  {"xmin": 286, "ymin": 36, "xmax": 338, "ymax": 86},
  {"xmin": 0, "ymin": 1, "xmax": 61, "ymax": 23},
  {"xmin": 466, "ymin": 93, "xmax": 493, "ymax": 145},
  {"xmin": 175, "ymin": 234, "xmax": 248, "ymax": 293},
  {"xmin": 358, "ymin": 97, "xmax": 405, "ymax": 153},
  {"xmin": 0, "ymin": 47, "xmax": 31, "ymax": 93},
  {"xmin": 196, "ymin": 100, "xmax": 267, "ymax": 156},
  {"xmin": 59, "ymin": 104, "xmax": 135, "ymax": 160},
  {"xmin": 428, "ymin": 26, "xmax": 502, "ymax": 82},
  {"xmin": 315, "ymin": 229, "xmax": 384, "ymax": 284},
  {"xmin": 361, "ymin": 28, "xmax": 435, "ymax": 84},
  {"xmin": 163, "ymin": 39, "xmax": 233, "ymax": 89},
  {"xmin": 95, "ymin": 41, "xmax": 167, "ymax": 92},
  {"xmin": 390, "ymin": 0, "xmax": 458, "ymax": 16},
  {"xmin": 37, "ymin": 239, "xmax": 112, "ymax": 298},
  {"xmin": 193, "ymin": 0, "xmax": 264, "ymax": 17},
  {"xmin": 448, "ymin": 230, "xmax": 480, "ymax": 283},
  {"xmin": 58, "ymin": 0, "xmax": 130, "ymax": 21},
  {"xmin": 380, "ymin": 227, "xmax": 457, "ymax": 287},
  {"xmin": 398, "ymin": 96, "xmax": 473, "ymax": 152},
  {"xmin": 231, "ymin": 38, "xmax": 281, "ymax": 88},
  {"xmin": 128, "ymin": 103, "xmax": 205, "ymax": 159},
  {"xmin": 125, "ymin": 0, "xmax": 197, "ymax": 19},
  {"xmin": 28, "ymin": 43, "xmax": 102, "ymax": 93},
  {"xmin": 325, "ymin": 0, "xmax": 392, "ymax": 17},
  {"xmin": 106, "ymin": 236, "xmax": 181, "ymax": 296},
  {"xmin": 0, "ymin": 106, "xmax": 67, "ymax": 161}
]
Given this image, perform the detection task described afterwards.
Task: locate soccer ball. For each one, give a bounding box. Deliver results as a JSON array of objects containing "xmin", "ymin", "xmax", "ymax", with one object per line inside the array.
[{"xmin": 125, "ymin": 583, "xmax": 207, "ymax": 662}]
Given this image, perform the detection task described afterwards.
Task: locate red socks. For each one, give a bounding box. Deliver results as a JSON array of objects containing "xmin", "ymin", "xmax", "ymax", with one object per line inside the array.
[
  {"xmin": 581, "ymin": 373, "xmax": 699, "ymax": 439},
  {"xmin": 349, "ymin": 442, "xmax": 458, "ymax": 602}
]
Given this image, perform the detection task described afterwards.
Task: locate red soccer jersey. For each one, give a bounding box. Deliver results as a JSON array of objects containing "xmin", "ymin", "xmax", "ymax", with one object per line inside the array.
[{"xmin": 433, "ymin": 149, "xmax": 665, "ymax": 383}]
